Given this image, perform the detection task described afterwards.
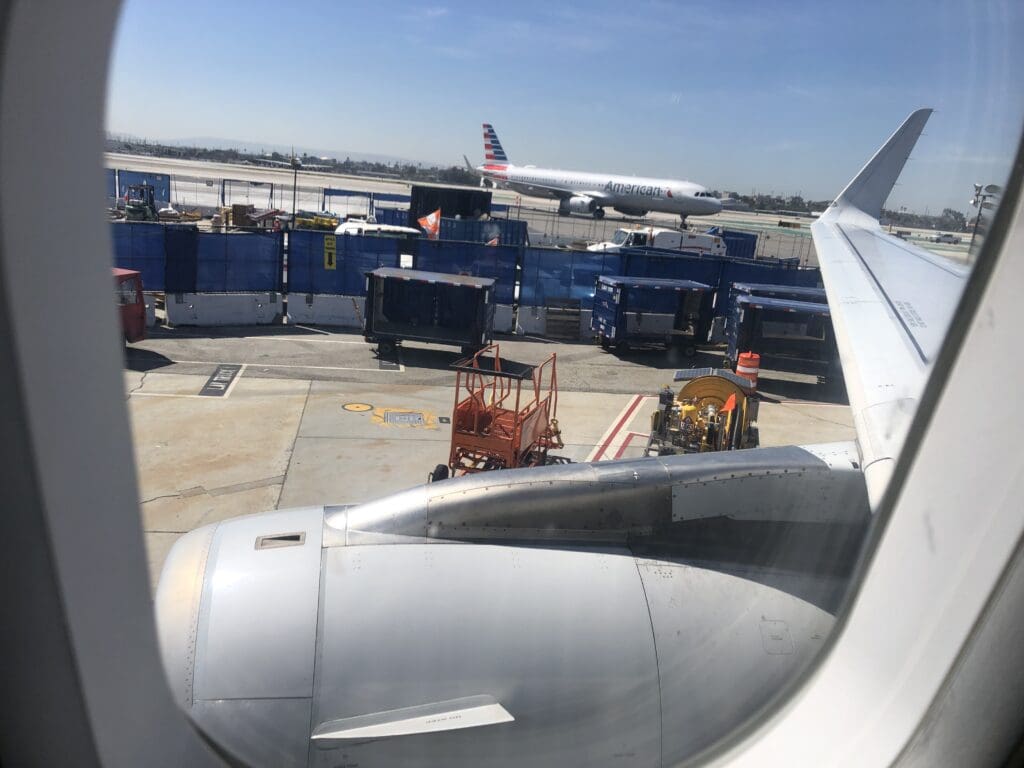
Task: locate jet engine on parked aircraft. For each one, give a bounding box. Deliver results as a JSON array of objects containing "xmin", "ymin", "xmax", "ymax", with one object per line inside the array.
[{"xmin": 559, "ymin": 195, "xmax": 601, "ymax": 217}]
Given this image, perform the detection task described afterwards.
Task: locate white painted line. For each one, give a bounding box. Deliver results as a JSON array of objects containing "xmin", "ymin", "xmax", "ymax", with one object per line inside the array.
[
  {"xmin": 168, "ymin": 359, "xmax": 401, "ymax": 374},
  {"xmin": 292, "ymin": 324, "xmax": 331, "ymax": 335},
  {"xmin": 130, "ymin": 392, "xmax": 210, "ymax": 399},
  {"xmin": 222, "ymin": 364, "xmax": 246, "ymax": 398},
  {"xmin": 239, "ymin": 336, "xmax": 367, "ymax": 345}
]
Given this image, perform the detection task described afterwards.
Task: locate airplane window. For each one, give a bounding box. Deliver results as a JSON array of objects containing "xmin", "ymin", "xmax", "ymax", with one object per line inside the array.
[{"xmin": 101, "ymin": 2, "xmax": 1023, "ymax": 766}]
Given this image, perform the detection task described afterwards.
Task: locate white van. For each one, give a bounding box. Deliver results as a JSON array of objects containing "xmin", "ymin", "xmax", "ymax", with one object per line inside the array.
[{"xmin": 587, "ymin": 226, "xmax": 726, "ymax": 256}]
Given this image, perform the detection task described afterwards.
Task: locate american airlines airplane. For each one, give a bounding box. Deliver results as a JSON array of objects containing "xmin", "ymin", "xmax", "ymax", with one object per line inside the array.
[{"xmin": 467, "ymin": 123, "xmax": 722, "ymax": 223}]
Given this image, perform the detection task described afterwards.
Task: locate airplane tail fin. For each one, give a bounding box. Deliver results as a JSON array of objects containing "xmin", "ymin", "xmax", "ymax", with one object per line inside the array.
[
  {"xmin": 482, "ymin": 123, "xmax": 509, "ymax": 165},
  {"xmin": 832, "ymin": 108, "xmax": 931, "ymax": 219}
]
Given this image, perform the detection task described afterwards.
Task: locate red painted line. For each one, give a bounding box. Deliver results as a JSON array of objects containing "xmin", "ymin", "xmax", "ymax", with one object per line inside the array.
[
  {"xmin": 612, "ymin": 430, "xmax": 649, "ymax": 460},
  {"xmin": 593, "ymin": 394, "xmax": 644, "ymax": 462}
]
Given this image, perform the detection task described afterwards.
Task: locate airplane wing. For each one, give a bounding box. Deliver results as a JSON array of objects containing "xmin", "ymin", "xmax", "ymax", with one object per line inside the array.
[
  {"xmin": 506, "ymin": 177, "xmax": 612, "ymax": 201},
  {"xmin": 811, "ymin": 108, "xmax": 969, "ymax": 507}
]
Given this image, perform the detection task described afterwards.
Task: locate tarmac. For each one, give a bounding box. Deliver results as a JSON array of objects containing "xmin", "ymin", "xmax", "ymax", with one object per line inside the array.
[{"xmin": 125, "ymin": 328, "xmax": 854, "ymax": 589}]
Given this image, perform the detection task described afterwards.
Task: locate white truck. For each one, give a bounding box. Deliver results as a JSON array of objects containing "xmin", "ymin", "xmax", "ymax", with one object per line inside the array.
[{"xmin": 587, "ymin": 226, "xmax": 726, "ymax": 256}]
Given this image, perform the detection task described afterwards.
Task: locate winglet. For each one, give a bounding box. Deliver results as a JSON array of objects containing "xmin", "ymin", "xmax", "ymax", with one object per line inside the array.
[
  {"xmin": 832, "ymin": 108, "xmax": 932, "ymax": 219},
  {"xmin": 463, "ymin": 154, "xmax": 477, "ymax": 173}
]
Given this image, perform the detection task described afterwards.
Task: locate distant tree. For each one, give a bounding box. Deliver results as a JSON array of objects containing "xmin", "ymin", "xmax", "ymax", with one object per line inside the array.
[{"xmin": 937, "ymin": 207, "xmax": 967, "ymax": 232}]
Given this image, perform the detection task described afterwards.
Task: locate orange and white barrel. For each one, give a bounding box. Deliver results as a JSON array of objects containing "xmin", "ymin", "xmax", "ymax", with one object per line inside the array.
[{"xmin": 736, "ymin": 351, "xmax": 761, "ymax": 388}]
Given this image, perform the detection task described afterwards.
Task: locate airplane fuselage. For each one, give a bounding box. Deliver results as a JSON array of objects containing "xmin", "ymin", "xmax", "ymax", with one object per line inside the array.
[{"xmin": 477, "ymin": 163, "xmax": 722, "ymax": 218}]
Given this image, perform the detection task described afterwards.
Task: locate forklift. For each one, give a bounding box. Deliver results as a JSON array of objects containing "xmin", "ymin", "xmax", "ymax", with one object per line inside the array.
[{"xmin": 124, "ymin": 183, "xmax": 158, "ymax": 222}]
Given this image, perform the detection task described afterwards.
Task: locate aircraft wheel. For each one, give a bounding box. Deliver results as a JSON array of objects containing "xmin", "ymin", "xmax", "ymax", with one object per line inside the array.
[
  {"xmin": 593, "ymin": 208, "xmax": 605, "ymax": 220},
  {"xmin": 429, "ymin": 464, "xmax": 450, "ymax": 483}
]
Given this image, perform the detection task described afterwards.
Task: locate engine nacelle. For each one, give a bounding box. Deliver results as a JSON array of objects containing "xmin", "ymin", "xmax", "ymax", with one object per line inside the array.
[
  {"xmin": 614, "ymin": 206, "xmax": 648, "ymax": 218},
  {"xmin": 559, "ymin": 195, "xmax": 597, "ymax": 215}
]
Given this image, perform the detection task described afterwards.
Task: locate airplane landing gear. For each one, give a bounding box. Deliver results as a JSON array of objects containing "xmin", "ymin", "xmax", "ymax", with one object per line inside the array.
[{"xmin": 593, "ymin": 208, "xmax": 605, "ymax": 220}]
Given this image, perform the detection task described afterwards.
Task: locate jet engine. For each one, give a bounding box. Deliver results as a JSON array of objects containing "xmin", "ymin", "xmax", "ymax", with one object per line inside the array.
[
  {"xmin": 559, "ymin": 195, "xmax": 598, "ymax": 216},
  {"xmin": 614, "ymin": 206, "xmax": 648, "ymax": 218}
]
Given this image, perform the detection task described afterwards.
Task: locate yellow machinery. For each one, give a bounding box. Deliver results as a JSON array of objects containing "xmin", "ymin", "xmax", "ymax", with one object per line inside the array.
[
  {"xmin": 294, "ymin": 210, "xmax": 341, "ymax": 231},
  {"xmin": 644, "ymin": 368, "xmax": 759, "ymax": 456}
]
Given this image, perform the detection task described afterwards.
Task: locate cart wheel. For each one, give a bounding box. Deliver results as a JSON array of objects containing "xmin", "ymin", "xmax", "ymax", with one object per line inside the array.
[
  {"xmin": 600, "ymin": 335, "xmax": 610, "ymax": 350},
  {"xmin": 683, "ymin": 345, "xmax": 696, "ymax": 357},
  {"xmin": 378, "ymin": 340, "xmax": 395, "ymax": 355},
  {"xmin": 429, "ymin": 464, "xmax": 450, "ymax": 483}
]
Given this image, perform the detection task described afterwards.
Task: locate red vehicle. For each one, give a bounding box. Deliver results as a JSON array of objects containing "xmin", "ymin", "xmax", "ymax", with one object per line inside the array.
[{"xmin": 113, "ymin": 268, "xmax": 146, "ymax": 343}]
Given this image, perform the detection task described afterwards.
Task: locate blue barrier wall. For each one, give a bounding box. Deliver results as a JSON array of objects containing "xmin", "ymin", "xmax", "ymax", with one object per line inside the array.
[
  {"xmin": 117, "ymin": 170, "xmax": 171, "ymax": 203},
  {"xmin": 373, "ymin": 208, "xmax": 409, "ymax": 227},
  {"xmin": 520, "ymin": 248, "xmax": 621, "ymax": 306},
  {"xmin": 413, "ymin": 240, "xmax": 517, "ymax": 304},
  {"xmin": 164, "ymin": 226, "xmax": 198, "ymax": 293},
  {"xmin": 111, "ymin": 223, "xmax": 167, "ymax": 290},
  {"xmin": 288, "ymin": 231, "xmax": 400, "ymax": 295},
  {"xmin": 439, "ymin": 217, "xmax": 528, "ymax": 246},
  {"xmin": 111, "ymin": 223, "xmax": 284, "ymax": 293},
  {"xmin": 621, "ymin": 251, "xmax": 722, "ymax": 286},
  {"xmin": 197, "ymin": 232, "xmax": 283, "ymax": 293},
  {"xmin": 105, "ymin": 168, "xmax": 117, "ymax": 198}
]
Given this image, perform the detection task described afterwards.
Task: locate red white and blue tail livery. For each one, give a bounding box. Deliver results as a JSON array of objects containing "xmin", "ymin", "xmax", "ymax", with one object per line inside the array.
[{"xmin": 483, "ymin": 123, "xmax": 509, "ymax": 165}]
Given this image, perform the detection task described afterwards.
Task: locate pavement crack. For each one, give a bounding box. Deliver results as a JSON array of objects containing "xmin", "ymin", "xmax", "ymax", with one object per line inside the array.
[
  {"xmin": 126, "ymin": 371, "xmax": 148, "ymax": 398},
  {"xmin": 277, "ymin": 380, "xmax": 312, "ymax": 510},
  {"xmin": 140, "ymin": 474, "xmax": 285, "ymax": 504}
]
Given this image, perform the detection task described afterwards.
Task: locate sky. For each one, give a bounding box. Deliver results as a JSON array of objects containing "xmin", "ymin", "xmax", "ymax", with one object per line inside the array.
[{"xmin": 107, "ymin": 0, "xmax": 1024, "ymax": 214}]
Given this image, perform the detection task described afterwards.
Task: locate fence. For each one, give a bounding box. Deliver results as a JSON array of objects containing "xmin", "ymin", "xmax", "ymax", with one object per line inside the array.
[
  {"xmin": 519, "ymin": 249, "xmax": 622, "ymax": 306},
  {"xmin": 110, "ymin": 222, "xmax": 283, "ymax": 293},
  {"xmin": 414, "ymin": 240, "xmax": 518, "ymax": 304},
  {"xmin": 288, "ymin": 230, "xmax": 399, "ymax": 295},
  {"xmin": 110, "ymin": 222, "xmax": 820, "ymax": 319}
]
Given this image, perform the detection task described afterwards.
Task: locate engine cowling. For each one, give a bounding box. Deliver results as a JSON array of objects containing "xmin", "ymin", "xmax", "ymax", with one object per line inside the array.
[
  {"xmin": 614, "ymin": 206, "xmax": 648, "ymax": 218},
  {"xmin": 559, "ymin": 195, "xmax": 597, "ymax": 215}
]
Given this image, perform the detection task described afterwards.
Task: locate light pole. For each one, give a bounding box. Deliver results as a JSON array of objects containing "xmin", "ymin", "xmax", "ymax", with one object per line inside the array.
[
  {"xmin": 969, "ymin": 183, "xmax": 1002, "ymax": 252},
  {"xmin": 290, "ymin": 151, "xmax": 302, "ymax": 229}
]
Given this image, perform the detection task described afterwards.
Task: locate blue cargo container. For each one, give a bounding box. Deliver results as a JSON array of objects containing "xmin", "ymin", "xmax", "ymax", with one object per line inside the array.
[
  {"xmin": 726, "ymin": 294, "xmax": 838, "ymax": 378},
  {"xmin": 363, "ymin": 267, "xmax": 495, "ymax": 354},
  {"xmin": 591, "ymin": 275, "xmax": 714, "ymax": 354}
]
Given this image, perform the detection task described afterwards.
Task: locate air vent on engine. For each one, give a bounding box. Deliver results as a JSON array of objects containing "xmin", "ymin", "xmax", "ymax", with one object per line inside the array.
[{"xmin": 255, "ymin": 532, "xmax": 306, "ymax": 550}]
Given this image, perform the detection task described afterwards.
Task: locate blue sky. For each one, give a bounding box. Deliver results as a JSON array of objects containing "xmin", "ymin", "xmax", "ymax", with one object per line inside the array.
[{"xmin": 107, "ymin": 0, "xmax": 1023, "ymax": 213}]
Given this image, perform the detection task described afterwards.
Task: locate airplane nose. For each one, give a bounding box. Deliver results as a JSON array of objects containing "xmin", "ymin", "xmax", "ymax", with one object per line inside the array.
[{"xmin": 154, "ymin": 523, "xmax": 217, "ymax": 708}]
